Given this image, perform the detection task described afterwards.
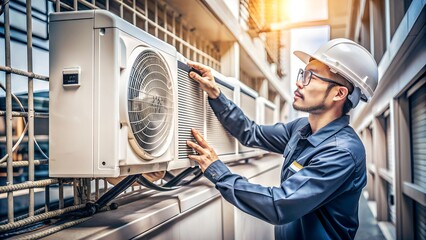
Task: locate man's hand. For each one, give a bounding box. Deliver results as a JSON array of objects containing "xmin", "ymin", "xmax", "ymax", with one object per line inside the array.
[
  {"xmin": 186, "ymin": 128, "xmax": 219, "ymax": 172},
  {"xmin": 187, "ymin": 61, "xmax": 221, "ymax": 99}
]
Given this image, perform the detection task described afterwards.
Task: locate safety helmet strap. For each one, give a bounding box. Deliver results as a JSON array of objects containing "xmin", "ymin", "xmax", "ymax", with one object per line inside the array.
[{"xmin": 347, "ymin": 87, "xmax": 361, "ymax": 108}]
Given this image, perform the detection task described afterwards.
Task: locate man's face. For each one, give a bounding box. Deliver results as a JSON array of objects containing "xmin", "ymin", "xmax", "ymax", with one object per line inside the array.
[{"xmin": 293, "ymin": 60, "xmax": 337, "ymax": 114}]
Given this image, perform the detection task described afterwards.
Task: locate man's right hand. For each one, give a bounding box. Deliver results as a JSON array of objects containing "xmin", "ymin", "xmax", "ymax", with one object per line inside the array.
[{"xmin": 187, "ymin": 60, "xmax": 221, "ymax": 99}]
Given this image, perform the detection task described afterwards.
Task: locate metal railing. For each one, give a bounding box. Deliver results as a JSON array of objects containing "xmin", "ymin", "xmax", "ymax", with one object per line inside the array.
[{"xmin": 0, "ymin": 0, "xmax": 221, "ymax": 238}]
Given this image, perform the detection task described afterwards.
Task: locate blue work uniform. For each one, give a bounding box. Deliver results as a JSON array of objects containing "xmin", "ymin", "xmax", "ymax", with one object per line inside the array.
[{"xmin": 203, "ymin": 92, "xmax": 367, "ymax": 240}]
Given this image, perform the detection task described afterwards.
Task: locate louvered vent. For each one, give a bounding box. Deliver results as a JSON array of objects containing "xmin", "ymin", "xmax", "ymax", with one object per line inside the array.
[
  {"xmin": 206, "ymin": 83, "xmax": 235, "ymax": 155},
  {"xmin": 127, "ymin": 49, "xmax": 174, "ymax": 157},
  {"xmin": 177, "ymin": 62, "xmax": 204, "ymax": 160},
  {"xmin": 410, "ymin": 82, "xmax": 426, "ymax": 237},
  {"xmin": 239, "ymin": 92, "xmax": 256, "ymax": 153}
]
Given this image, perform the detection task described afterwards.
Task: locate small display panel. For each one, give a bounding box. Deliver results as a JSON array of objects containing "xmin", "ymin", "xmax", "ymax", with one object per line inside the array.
[
  {"xmin": 62, "ymin": 67, "xmax": 81, "ymax": 87},
  {"xmin": 63, "ymin": 73, "xmax": 79, "ymax": 85}
]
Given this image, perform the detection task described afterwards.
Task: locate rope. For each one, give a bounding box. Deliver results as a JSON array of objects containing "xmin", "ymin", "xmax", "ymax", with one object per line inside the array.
[
  {"xmin": 0, "ymin": 159, "xmax": 48, "ymax": 168},
  {"xmin": 15, "ymin": 217, "xmax": 91, "ymax": 240},
  {"xmin": 0, "ymin": 204, "xmax": 85, "ymax": 232},
  {"xmin": 0, "ymin": 179, "xmax": 59, "ymax": 194}
]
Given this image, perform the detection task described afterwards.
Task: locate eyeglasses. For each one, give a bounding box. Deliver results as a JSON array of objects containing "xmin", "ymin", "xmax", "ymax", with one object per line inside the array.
[{"xmin": 297, "ymin": 68, "xmax": 344, "ymax": 87}]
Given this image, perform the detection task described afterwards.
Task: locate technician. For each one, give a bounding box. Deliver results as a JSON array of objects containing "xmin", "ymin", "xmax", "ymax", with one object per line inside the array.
[{"xmin": 186, "ymin": 38, "xmax": 378, "ymax": 240}]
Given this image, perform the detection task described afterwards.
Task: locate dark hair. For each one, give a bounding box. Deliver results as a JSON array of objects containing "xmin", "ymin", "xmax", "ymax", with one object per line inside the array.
[
  {"xmin": 342, "ymin": 98, "xmax": 353, "ymax": 115},
  {"xmin": 330, "ymin": 73, "xmax": 354, "ymax": 115},
  {"xmin": 326, "ymin": 82, "xmax": 353, "ymax": 115}
]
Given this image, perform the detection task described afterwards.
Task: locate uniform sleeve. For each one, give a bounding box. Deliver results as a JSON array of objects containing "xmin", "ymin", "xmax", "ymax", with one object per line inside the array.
[
  {"xmin": 204, "ymin": 147, "xmax": 356, "ymax": 225},
  {"xmin": 208, "ymin": 92, "xmax": 295, "ymax": 154}
]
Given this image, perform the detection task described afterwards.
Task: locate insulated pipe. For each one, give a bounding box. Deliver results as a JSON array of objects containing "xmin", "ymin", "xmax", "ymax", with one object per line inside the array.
[
  {"xmin": 94, "ymin": 174, "xmax": 139, "ymax": 210},
  {"xmin": 163, "ymin": 167, "xmax": 199, "ymax": 187}
]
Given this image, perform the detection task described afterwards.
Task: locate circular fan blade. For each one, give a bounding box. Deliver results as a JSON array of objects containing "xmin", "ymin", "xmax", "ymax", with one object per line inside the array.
[{"xmin": 128, "ymin": 50, "xmax": 174, "ymax": 157}]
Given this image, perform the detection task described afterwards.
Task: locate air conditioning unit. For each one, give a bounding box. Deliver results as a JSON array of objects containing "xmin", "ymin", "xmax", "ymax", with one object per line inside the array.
[
  {"xmin": 256, "ymin": 97, "xmax": 277, "ymax": 125},
  {"xmin": 175, "ymin": 56, "xmax": 206, "ymax": 164},
  {"xmin": 49, "ymin": 10, "xmax": 185, "ymax": 177},
  {"xmin": 231, "ymin": 79, "xmax": 260, "ymax": 159},
  {"xmin": 205, "ymin": 73, "xmax": 238, "ymax": 162},
  {"xmin": 256, "ymin": 97, "xmax": 277, "ymax": 155}
]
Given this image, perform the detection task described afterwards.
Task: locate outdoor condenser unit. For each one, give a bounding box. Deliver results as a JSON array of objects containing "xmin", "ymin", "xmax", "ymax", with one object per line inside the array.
[
  {"xmin": 256, "ymin": 97, "xmax": 277, "ymax": 125},
  {"xmin": 256, "ymin": 97, "xmax": 277, "ymax": 155},
  {"xmin": 49, "ymin": 10, "xmax": 187, "ymax": 177},
  {"xmin": 205, "ymin": 74, "xmax": 238, "ymax": 162},
  {"xmin": 176, "ymin": 56, "xmax": 206, "ymax": 162},
  {"xmin": 233, "ymin": 79, "xmax": 260, "ymax": 159}
]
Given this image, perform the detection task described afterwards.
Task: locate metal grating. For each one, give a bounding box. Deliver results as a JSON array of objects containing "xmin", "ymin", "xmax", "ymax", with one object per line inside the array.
[
  {"xmin": 177, "ymin": 63, "xmax": 204, "ymax": 160},
  {"xmin": 239, "ymin": 92, "xmax": 256, "ymax": 153},
  {"xmin": 206, "ymin": 84, "xmax": 235, "ymax": 156},
  {"xmin": 128, "ymin": 50, "xmax": 174, "ymax": 157}
]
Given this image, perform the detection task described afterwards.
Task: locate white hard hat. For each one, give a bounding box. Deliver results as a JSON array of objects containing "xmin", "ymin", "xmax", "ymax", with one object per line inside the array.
[{"xmin": 294, "ymin": 38, "xmax": 378, "ymax": 108}]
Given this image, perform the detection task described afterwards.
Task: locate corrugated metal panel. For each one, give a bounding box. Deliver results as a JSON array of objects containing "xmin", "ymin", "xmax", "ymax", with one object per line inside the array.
[
  {"xmin": 410, "ymin": 83, "xmax": 426, "ymax": 190},
  {"xmin": 206, "ymin": 84, "xmax": 235, "ymax": 155},
  {"xmin": 177, "ymin": 67, "xmax": 204, "ymax": 160},
  {"xmin": 385, "ymin": 116, "xmax": 396, "ymax": 224},
  {"xmin": 239, "ymin": 92, "xmax": 256, "ymax": 153},
  {"xmin": 410, "ymin": 82, "xmax": 426, "ymax": 238},
  {"xmin": 265, "ymin": 105, "xmax": 275, "ymax": 125},
  {"xmin": 415, "ymin": 202, "xmax": 426, "ymax": 240}
]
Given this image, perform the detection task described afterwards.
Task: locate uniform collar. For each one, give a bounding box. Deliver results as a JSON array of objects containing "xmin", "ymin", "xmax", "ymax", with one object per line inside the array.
[{"xmin": 298, "ymin": 115, "xmax": 350, "ymax": 147}]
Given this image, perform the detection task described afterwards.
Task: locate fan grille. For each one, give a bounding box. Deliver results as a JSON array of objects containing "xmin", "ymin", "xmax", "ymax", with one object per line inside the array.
[{"xmin": 128, "ymin": 50, "xmax": 174, "ymax": 157}]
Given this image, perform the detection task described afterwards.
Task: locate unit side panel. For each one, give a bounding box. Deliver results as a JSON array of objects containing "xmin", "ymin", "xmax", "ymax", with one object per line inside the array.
[
  {"xmin": 239, "ymin": 93, "xmax": 257, "ymax": 153},
  {"xmin": 49, "ymin": 19, "xmax": 95, "ymax": 177},
  {"xmin": 94, "ymin": 27, "xmax": 120, "ymax": 176}
]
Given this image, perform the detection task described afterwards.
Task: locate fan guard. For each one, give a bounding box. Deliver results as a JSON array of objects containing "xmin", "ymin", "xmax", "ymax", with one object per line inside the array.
[{"xmin": 127, "ymin": 49, "xmax": 174, "ymax": 158}]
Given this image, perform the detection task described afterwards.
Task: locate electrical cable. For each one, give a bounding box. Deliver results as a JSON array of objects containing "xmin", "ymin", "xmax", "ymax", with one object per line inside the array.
[
  {"xmin": 163, "ymin": 171, "xmax": 176, "ymax": 182},
  {"xmin": 177, "ymin": 169, "xmax": 203, "ymax": 186},
  {"xmin": 0, "ymin": 221, "xmax": 46, "ymax": 239},
  {"xmin": 136, "ymin": 166, "xmax": 202, "ymax": 191},
  {"xmin": 136, "ymin": 175, "xmax": 179, "ymax": 192},
  {"xmin": 0, "ymin": 0, "xmax": 9, "ymax": 16},
  {"xmin": 15, "ymin": 216, "xmax": 91, "ymax": 240}
]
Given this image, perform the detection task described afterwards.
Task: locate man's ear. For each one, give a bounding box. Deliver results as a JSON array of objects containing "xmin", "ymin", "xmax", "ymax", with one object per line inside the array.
[{"xmin": 333, "ymin": 86, "xmax": 349, "ymax": 102}]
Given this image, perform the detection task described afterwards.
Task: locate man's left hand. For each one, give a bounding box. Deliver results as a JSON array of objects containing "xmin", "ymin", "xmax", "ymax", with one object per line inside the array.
[{"xmin": 186, "ymin": 128, "xmax": 219, "ymax": 172}]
